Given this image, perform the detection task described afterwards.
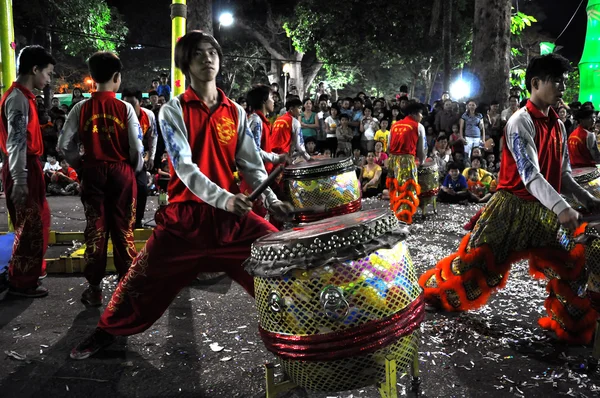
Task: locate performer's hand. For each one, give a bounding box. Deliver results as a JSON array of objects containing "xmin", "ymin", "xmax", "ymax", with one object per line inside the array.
[
  {"xmin": 558, "ymin": 207, "xmax": 581, "ymax": 230},
  {"xmin": 269, "ymin": 201, "xmax": 294, "ymax": 221},
  {"xmin": 11, "ymin": 184, "xmax": 29, "ymax": 208},
  {"xmin": 277, "ymin": 153, "xmax": 290, "ymax": 165},
  {"xmin": 225, "ymin": 193, "xmax": 252, "ymax": 216}
]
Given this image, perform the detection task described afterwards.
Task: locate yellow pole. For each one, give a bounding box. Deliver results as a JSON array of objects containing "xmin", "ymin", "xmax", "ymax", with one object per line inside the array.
[
  {"xmin": 0, "ymin": 0, "xmax": 15, "ymax": 232},
  {"xmin": 171, "ymin": 0, "xmax": 187, "ymax": 96}
]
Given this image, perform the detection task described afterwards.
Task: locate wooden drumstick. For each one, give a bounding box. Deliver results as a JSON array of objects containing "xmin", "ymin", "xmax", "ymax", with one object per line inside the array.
[{"xmin": 248, "ymin": 164, "xmax": 285, "ymax": 202}]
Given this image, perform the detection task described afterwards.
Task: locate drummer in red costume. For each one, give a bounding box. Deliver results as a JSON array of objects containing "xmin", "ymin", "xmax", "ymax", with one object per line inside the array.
[
  {"xmin": 420, "ymin": 54, "xmax": 600, "ymax": 344},
  {"xmin": 70, "ymin": 31, "xmax": 293, "ymax": 359},
  {"xmin": 122, "ymin": 89, "xmax": 158, "ymax": 228},
  {"xmin": 386, "ymin": 103, "xmax": 426, "ymax": 224},
  {"xmin": 567, "ymin": 108, "xmax": 599, "ymax": 167},
  {"xmin": 60, "ymin": 52, "xmax": 144, "ymax": 307},
  {"xmin": 0, "ymin": 46, "xmax": 55, "ymax": 298},
  {"xmin": 271, "ymin": 97, "xmax": 311, "ymax": 161}
]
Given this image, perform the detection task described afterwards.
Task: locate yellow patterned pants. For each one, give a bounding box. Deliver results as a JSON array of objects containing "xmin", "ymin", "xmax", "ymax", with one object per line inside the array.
[
  {"xmin": 387, "ymin": 154, "xmax": 420, "ymax": 224},
  {"xmin": 419, "ymin": 190, "xmax": 600, "ymax": 344}
]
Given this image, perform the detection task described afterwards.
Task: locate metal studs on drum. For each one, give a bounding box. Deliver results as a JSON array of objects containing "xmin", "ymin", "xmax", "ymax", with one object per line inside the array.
[{"xmin": 268, "ymin": 291, "xmax": 284, "ymax": 314}]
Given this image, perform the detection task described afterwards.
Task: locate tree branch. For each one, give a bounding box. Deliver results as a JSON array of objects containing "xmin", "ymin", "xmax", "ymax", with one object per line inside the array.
[
  {"xmin": 302, "ymin": 61, "xmax": 323, "ymax": 94},
  {"xmin": 237, "ymin": 21, "xmax": 286, "ymax": 60}
]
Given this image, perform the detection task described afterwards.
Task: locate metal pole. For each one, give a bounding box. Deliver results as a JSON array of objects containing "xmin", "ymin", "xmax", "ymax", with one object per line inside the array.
[
  {"xmin": 171, "ymin": 0, "xmax": 187, "ymax": 96},
  {"xmin": 0, "ymin": 0, "xmax": 17, "ymax": 94}
]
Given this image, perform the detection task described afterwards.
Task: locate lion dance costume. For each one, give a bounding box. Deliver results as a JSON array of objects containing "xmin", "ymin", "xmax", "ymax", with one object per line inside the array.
[
  {"xmin": 387, "ymin": 115, "xmax": 426, "ymax": 224},
  {"xmin": 420, "ymin": 101, "xmax": 600, "ymax": 344}
]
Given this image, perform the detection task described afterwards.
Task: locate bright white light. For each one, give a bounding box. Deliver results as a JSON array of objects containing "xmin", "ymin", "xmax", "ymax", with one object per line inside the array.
[
  {"xmin": 219, "ymin": 12, "xmax": 234, "ymax": 27},
  {"xmin": 450, "ymin": 79, "xmax": 470, "ymax": 100}
]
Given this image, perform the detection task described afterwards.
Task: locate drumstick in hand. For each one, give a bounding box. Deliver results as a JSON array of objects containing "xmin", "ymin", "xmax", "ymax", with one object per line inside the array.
[{"xmin": 248, "ymin": 164, "xmax": 285, "ymax": 202}]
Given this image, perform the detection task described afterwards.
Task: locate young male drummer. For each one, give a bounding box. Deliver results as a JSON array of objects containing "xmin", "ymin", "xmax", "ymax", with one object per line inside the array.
[
  {"xmin": 420, "ymin": 54, "xmax": 600, "ymax": 344},
  {"xmin": 567, "ymin": 108, "xmax": 600, "ymax": 167},
  {"xmin": 70, "ymin": 31, "xmax": 293, "ymax": 359},
  {"xmin": 270, "ymin": 97, "xmax": 311, "ymax": 161}
]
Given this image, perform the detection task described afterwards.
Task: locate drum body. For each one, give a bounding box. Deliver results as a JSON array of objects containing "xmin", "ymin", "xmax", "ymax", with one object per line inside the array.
[
  {"xmin": 417, "ymin": 162, "xmax": 439, "ymax": 199},
  {"xmin": 566, "ymin": 167, "xmax": 600, "ymax": 210},
  {"xmin": 245, "ymin": 209, "xmax": 424, "ymax": 392},
  {"xmin": 283, "ymin": 157, "xmax": 361, "ymax": 222}
]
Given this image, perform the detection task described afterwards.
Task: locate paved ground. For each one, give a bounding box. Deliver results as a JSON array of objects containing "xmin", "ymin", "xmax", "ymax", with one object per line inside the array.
[{"xmin": 1, "ymin": 196, "xmax": 599, "ymax": 397}]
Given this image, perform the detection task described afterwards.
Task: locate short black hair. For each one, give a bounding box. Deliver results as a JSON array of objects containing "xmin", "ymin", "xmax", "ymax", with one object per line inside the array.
[
  {"xmin": 17, "ymin": 45, "xmax": 56, "ymax": 75},
  {"xmin": 405, "ymin": 103, "xmax": 424, "ymax": 116},
  {"xmin": 364, "ymin": 105, "xmax": 373, "ymax": 112},
  {"xmin": 353, "ymin": 96, "xmax": 364, "ymax": 104},
  {"xmin": 437, "ymin": 134, "xmax": 448, "ymax": 141},
  {"xmin": 574, "ymin": 108, "xmax": 596, "ymax": 121},
  {"xmin": 339, "ymin": 113, "xmax": 350, "ymax": 121},
  {"xmin": 304, "ymin": 136, "xmax": 316, "ymax": 144},
  {"xmin": 525, "ymin": 53, "xmax": 572, "ymax": 93},
  {"xmin": 285, "ymin": 98, "xmax": 303, "ymax": 109},
  {"xmin": 160, "ymin": 73, "xmax": 168, "ymax": 78},
  {"xmin": 148, "ymin": 90, "xmax": 159, "ymax": 97},
  {"xmin": 468, "ymin": 168, "xmax": 479, "ymax": 176},
  {"xmin": 471, "ymin": 155, "xmax": 483, "ymax": 163},
  {"xmin": 237, "ymin": 96, "xmax": 247, "ymax": 104},
  {"xmin": 88, "ymin": 52, "xmax": 122, "ymax": 84},
  {"xmin": 122, "ymin": 88, "xmax": 143, "ymax": 102},
  {"xmin": 400, "ymin": 85, "xmax": 409, "ymax": 92},
  {"xmin": 508, "ymin": 95, "xmax": 520, "ymax": 102},
  {"xmin": 152, "ymin": 78, "xmax": 160, "ymax": 83},
  {"xmin": 398, "ymin": 95, "xmax": 409, "ymax": 102},
  {"xmin": 246, "ymin": 84, "xmax": 271, "ymax": 111},
  {"xmin": 318, "ymin": 94, "xmax": 329, "ymax": 103},
  {"xmin": 447, "ymin": 162, "xmax": 459, "ymax": 171},
  {"xmin": 329, "ymin": 104, "xmax": 340, "ymax": 114},
  {"xmin": 491, "ymin": 100, "xmax": 500, "ymax": 106},
  {"xmin": 175, "ymin": 31, "xmax": 223, "ymax": 76}
]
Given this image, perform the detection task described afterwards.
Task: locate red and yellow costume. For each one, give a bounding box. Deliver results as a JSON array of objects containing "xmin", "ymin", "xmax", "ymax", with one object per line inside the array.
[
  {"xmin": 568, "ymin": 125, "xmax": 600, "ymax": 167},
  {"xmin": 420, "ymin": 101, "xmax": 600, "ymax": 344}
]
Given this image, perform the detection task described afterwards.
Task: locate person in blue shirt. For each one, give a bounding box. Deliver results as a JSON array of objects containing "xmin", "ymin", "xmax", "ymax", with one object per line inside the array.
[
  {"xmin": 438, "ymin": 162, "xmax": 470, "ymax": 203},
  {"xmin": 156, "ymin": 73, "xmax": 171, "ymax": 101}
]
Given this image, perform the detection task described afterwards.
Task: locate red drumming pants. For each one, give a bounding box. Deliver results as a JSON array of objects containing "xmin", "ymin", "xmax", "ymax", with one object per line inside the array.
[
  {"xmin": 98, "ymin": 202, "xmax": 277, "ymax": 336},
  {"xmin": 80, "ymin": 162, "xmax": 137, "ymax": 286},
  {"xmin": 2, "ymin": 156, "xmax": 50, "ymax": 289}
]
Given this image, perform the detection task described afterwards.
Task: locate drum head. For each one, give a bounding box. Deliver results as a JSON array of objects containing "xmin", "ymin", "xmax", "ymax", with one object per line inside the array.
[
  {"xmin": 572, "ymin": 167, "xmax": 600, "ymax": 183},
  {"xmin": 283, "ymin": 157, "xmax": 355, "ymax": 178}
]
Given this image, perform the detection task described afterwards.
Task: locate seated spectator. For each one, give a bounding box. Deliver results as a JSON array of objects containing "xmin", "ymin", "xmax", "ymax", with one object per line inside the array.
[
  {"xmin": 467, "ymin": 168, "xmax": 492, "ymax": 203},
  {"xmin": 336, "ymin": 113, "xmax": 353, "ymax": 156},
  {"xmin": 431, "ymin": 134, "xmax": 452, "ymax": 182},
  {"xmin": 462, "ymin": 156, "xmax": 494, "ymax": 185},
  {"xmin": 360, "ymin": 151, "xmax": 383, "ymax": 198},
  {"xmin": 43, "ymin": 154, "xmax": 62, "ymax": 187},
  {"xmin": 305, "ymin": 136, "xmax": 320, "ymax": 157},
  {"xmin": 47, "ymin": 159, "xmax": 79, "ymax": 196},
  {"xmin": 373, "ymin": 141, "xmax": 388, "ymax": 167},
  {"xmin": 469, "ymin": 147, "xmax": 487, "ymax": 168},
  {"xmin": 323, "ymin": 148, "xmax": 332, "ymax": 158},
  {"xmin": 60, "ymin": 104, "xmax": 70, "ymax": 115},
  {"xmin": 373, "ymin": 118, "xmax": 390, "ymax": 152},
  {"xmin": 486, "ymin": 153, "xmax": 498, "ymax": 174},
  {"xmin": 155, "ymin": 151, "xmax": 171, "ymax": 192},
  {"xmin": 438, "ymin": 162, "xmax": 470, "ymax": 204},
  {"xmin": 452, "ymin": 151, "xmax": 466, "ymax": 171}
]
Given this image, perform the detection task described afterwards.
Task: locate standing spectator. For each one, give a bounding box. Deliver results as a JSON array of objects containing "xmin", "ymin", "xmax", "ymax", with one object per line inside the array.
[
  {"xmin": 336, "ymin": 113, "xmax": 353, "ymax": 156},
  {"xmin": 435, "ymin": 99, "xmax": 459, "ymax": 134},
  {"xmin": 0, "ymin": 45, "xmax": 55, "ymax": 297},
  {"xmin": 59, "ymin": 51, "xmax": 143, "ymax": 307},
  {"xmin": 150, "ymin": 78, "xmax": 159, "ymax": 92},
  {"xmin": 568, "ymin": 108, "xmax": 600, "ymax": 167},
  {"xmin": 148, "ymin": 90, "xmax": 159, "ymax": 111},
  {"xmin": 156, "ymin": 73, "xmax": 171, "ymax": 101},
  {"xmin": 501, "ymin": 95, "xmax": 520, "ymax": 122},
  {"xmin": 70, "ymin": 88, "xmax": 85, "ymax": 109},
  {"xmin": 360, "ymin": 106, "xmax": 378, "ymax": 154},
  {"xmin": 448, "ymin": 123, "xmax": 465, "ymax": 154},
  {"xmin": 237, "ymin": 97, "xmax": 248, "ymax": 111},
  {"xmin": 300, "ymin": 98, "xmax": 319, "ymax": 140},
  {"xmin": 350, "ymin": 97, "xmax": 364, "ymax": 150},
  {"xmin": 374, "ymin": 118, "xmax": 390, "ymax": 152},
  {"xmin": 316, "ymin": 95, "xmax": 329, "ymax": 152},
  {"xmin": 558, "ymin": 106, "xmax": 574, "ymax": 135},
  {"xmin": 459, "ymin": 99, "xmax": 485, "ymax": 158},
  {"xmin": 324, "ymin": 105, "xmax": 340, "ymax": 155}
]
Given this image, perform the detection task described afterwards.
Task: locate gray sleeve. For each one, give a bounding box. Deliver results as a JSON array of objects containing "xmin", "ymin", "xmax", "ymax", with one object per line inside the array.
[
  {"xmin": 561, "ymin": 123, "xmax": 596, "ymax": 208},
  {"xmin": 146, "ymin": 109, "xmax": 158, "ymax": 164},
  {"xmin": 587, "ymin": 130, "xmax": 600, "ymax": 162},
  {"xmin": 292, "ymin": 118, "xmax": 310, "ymax": 160},
  {"xmin": 505, "ymin": 110, "xmax": 569, "ymax": 216},
  {"xmin": 234, "ymin": 104, "xmax": 280, "ymax": 208},
  {"xmin": 5, "ymin": 92, "xmax": 29, "ymax": 185},
  {"xmin": 59, "ymin": 100, "xmax": 84, "ymax": 168},
  {"xmin": 417, "ymin": 123, "xmax": 426, "ymax": 163},
  {"xmin": 125, "ymin": 102, "xmax": 144, "ymax": 173}
]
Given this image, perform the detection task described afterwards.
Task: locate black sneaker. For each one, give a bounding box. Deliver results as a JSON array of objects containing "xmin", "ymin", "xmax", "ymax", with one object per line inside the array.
[
  {"xmin": 8, "ymin": 285, "xmax": 49, "ymax": 298},
  {"xmin": 70, "ymin": 328, "xmax": 116, "ymax": 360},
  {"xmin": 81, "ymin": 286, "xmax": 102, "ymax": 307}
]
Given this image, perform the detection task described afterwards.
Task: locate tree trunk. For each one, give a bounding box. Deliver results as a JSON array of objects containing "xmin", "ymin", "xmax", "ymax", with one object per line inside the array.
[
  {"xmin": 269, "ymin": 58, "xmax": 281, "ymax": 85},
  {"xmin": 470, "ymin": 0, "xmax": 511, "ymax": 105},
  {"xmin": 187, "ymin": 0, "xmax": 213, "ymax": 35},
  {"xmin": 442, "ymin": 0, "xmax": 453, "ymax": 92}
]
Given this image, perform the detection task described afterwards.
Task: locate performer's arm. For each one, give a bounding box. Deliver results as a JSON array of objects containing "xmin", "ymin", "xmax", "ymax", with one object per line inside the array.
[
  {"xmin": 125, "ymin": 102, "xmax": 144, "ymax": 173},
  {"xmin": 292, "ymin": 118, "xmax": 310, "ymax": 161},
  {"xmin": 505, "ymin": 113, "xmax": 570, "ymax": 216},
  {"xmin": 146, "ymin": 110, "xmax": 158, "ymax": 167},
  {"xmin": 586, "ymin": 130, "xmax": 600, "ymax": 163},
  {"xmin": 58, "ymin": 100, "xmax": 84, "ymax": 168},
  {"xmin": 158, "ymin": 99, "xmax": 235, "ymax": 210},
  {"xmin": 250, "ymin": 115, "xmax": 279, "ymax": 164},
  {"xmin": 5, "ymin": 92, "xmax": 29, "ymax": 185},
  {"xmin": 416, "ymin": 123, "xmax": 426, "ymax": 163},
  {"xmin": 559, "ymin": 122, "xmax": 597, "ymax": 207},
  {"xmin": 234, "ymin": 105, "xmax": 280, "ymax": 208}
]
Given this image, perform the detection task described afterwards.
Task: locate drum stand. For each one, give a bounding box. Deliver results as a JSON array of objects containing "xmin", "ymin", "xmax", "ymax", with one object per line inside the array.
[{"xmin": 264, "ymin": 353, "xmax": 421, "ymax": 398}]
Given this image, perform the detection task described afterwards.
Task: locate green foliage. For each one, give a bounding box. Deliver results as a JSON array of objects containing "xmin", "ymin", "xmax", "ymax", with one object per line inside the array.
[
  {"xmin": 55, "ymin": 0, "xmax": 128, "ymax": 58},
  {"xmin": 510, "ymin": 8, "xmax": 538, "ymax": 90},
  {"xmin": 219, "ymin": 35, "xmax": 270, "ymax": 99},
  {"xmin": 511, "ymin": 11, "xmax": 537, "ymax": 35},
  {"xmin": 564, "ymin": 66, "xmax": 581, "ymax": 104}
]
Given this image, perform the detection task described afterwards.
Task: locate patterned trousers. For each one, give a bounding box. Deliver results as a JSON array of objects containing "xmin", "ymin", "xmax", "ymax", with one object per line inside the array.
[{"xmin": 387, "ymin": 154, "xmax": 420, "ymax": 224}]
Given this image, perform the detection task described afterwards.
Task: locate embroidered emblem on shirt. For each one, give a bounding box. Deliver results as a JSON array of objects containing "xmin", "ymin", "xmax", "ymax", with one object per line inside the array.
[
  {"xmin": 161, "ymin": 120, "xmax": 181, "ymax": 170},
  {"xmin": 512, "ymin": 132, "xmax": 535, "ymax": 181},
  {"xmin": 215, "ymin": 117, "xmax": 236, "ymax": 145}
]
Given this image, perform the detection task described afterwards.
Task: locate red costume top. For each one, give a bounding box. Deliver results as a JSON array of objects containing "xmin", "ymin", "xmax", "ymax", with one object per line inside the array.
[
  {"xmin": 568, "ymin": 125, "xmax": 597, "ymax": 167},
  {"xmin": 388, "ymin": 115, "xmax": 419, "ymax": 156},
  {"xmin": 271, "ymin": 112, "xmax": 294, "ymax": 155},
  {"xmin": 498, "ymin": 101, "xmax": 563, "ymax": 200},
  {"xmin": 0, "ymin": 82, "xmax": 43, "ymax": 157}
]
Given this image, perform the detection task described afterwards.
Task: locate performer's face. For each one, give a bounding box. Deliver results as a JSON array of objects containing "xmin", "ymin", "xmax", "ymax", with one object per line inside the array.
[
  {"xmin": 265, "ymin": 93, "xmax": 274, "ymax": 113},
  {"xmin": 189, "ymin": 41, "xmax": 220, "ymax": 82},
  {"xmin": 533, "ymin": 73, "xmax": 566, "ymax": 107},
  {"xmin": 33, "ymin": 63, "xmax": 54, "ymax": 90}
]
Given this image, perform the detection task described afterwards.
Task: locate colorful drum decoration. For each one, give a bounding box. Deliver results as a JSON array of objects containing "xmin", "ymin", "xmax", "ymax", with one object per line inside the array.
[
  {"xmin": 283, "ymin": 157, "xmax": 361, "ymax": 222},
  {"xmin": 244, "ymin": 208, "xmax": 424, "ymax": 392},
  {"xmin": 417, "ymin": 161, "xmax": 439, "ymax": 215},
  {"xmin": 565, "ymin": 167, "xmax": 600, "ymax": 211}
]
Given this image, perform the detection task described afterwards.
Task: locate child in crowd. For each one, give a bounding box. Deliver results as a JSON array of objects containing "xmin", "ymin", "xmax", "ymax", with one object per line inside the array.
[
  {"xmin": 336, "ymin": 113, "xmax": 353, "ymax": 156},
  {"xmin": 323, "ymin": 149, "xmax": 332, "ymax": 158},
  {"xmin": 305, "ymin": 136, "xmax": 320, "ymax": 157},
  {"xmin": 438, "ymin": 162, "xmax": 469, "ymax": 204},
  {"xmin": 448, "ymin": 123, "xmax": 465, "ymax": 154},
  {"xmin": 374, "ymin": 118, "xmax": 390, "ymax": 152},
  {"xmin": 486, "ymin": 153, "xmax": 497, "ymax": 174},
  {"xmin": 467, "ymin": 167, "xmax": 492, "ymax": 203}
]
